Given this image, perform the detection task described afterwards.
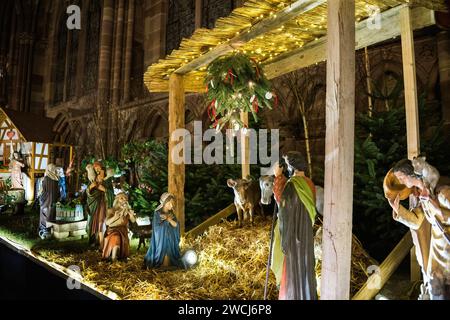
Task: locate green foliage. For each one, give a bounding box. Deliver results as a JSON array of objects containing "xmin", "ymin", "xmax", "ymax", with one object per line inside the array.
[
  {"xmin": 103, "ymin": 157, "xmax": 121, "ymax": 174},
  {"xmin": 0, "ymin": 178, "xmax": 18, "ymax": 208},
  {"xmin": 121, "ymin": 139, "xmax": 169, "ymax": 216},
  {"xmin": 185, "ymin": 164, "xmax": 241, "ymax": 228},
  {"xmin": 205, "ymin": 53, "xmax": 274, "ymax": 129},
  {"xmin": 80, "ymin": 155, "xmax": 96, "ymax": 172}
]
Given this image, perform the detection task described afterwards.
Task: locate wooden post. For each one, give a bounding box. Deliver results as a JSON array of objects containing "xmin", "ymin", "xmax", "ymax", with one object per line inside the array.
[
  {"xmin": 321, "ymin": 0, "xmax": 355, "ymax": 300},
  {"xmin": 240, "ymin": 111, "xmax": 250, "ymax": 179},
  {"xmin": 400, "ymin": 6, "xmax": 422, "ymax": 282},
  {"xmin": 400, "ymin": 6, "xmax": 420, "ymax": 160},
  {"xmin": 168, "ymin": 74, "xmax": 186, "ymax": 235}
]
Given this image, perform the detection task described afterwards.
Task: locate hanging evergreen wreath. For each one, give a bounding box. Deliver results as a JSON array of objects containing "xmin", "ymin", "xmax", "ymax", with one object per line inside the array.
[{"xmin": 205, "ymin": 53, "xmax": 277, "ymax": 130}]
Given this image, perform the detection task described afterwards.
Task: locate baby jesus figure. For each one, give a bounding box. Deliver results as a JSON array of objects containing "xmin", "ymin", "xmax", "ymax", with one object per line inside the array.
[{"xmin": 102, "ymin": 192, "xmax": 136, "ymax": 261}]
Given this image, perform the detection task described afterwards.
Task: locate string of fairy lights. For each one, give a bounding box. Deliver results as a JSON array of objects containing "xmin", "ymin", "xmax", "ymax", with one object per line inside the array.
[{"xmin": 144, "ymin": 0, "xmax": 447, "ymax": 93}]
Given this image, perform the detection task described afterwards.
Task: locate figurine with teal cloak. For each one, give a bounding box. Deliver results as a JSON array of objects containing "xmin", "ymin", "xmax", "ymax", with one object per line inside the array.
[{"xmin": 144, "ymin": 192, "xmax": 184, "ymax": 269}]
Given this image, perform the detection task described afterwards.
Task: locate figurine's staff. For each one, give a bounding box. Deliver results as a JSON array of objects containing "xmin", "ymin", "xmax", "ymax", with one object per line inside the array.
[{"xmin": 264, "ymin": 201, "xmax": 278, "ymax": 300}]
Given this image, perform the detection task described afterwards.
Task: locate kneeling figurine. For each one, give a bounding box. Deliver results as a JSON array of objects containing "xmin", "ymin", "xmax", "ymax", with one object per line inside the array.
[{"xmin": 102, "ymin": 192, "xmax": 136, "ymax": 261}]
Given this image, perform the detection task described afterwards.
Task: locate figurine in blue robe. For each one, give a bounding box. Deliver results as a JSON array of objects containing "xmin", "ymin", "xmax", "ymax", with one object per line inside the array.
[
  {"xmin": 57, "ymin": 167, "xmax": 67, "ymax": 201},
  {"xmin": 144, "ymin": 192, "xmax": 184, "ymax": 269}
]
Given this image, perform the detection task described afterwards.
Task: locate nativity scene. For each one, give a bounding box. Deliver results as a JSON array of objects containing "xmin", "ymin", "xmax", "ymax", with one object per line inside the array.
[{"xmin": 0, "ymin": 0, "xmax": 449, "ymax": 303}]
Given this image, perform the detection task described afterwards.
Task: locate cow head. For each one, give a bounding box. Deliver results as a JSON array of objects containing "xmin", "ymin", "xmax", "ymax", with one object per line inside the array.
[
  {"xmin": 259, "ymin": 175, "xmax": 274, "ymax": 205},
  {"xmin": 227, "ymin": 178, "xmax": 253, "ymax": 204}
]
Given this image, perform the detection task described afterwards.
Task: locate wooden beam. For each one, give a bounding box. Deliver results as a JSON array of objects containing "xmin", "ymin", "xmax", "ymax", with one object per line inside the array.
[
  {"xmin": 400, "ymin": 5, "xmax": 422, "ymax": 282},
  {"xmin": 352, "ymin": 231, "xmax": 413, "ymax": 300},
  {"xmin": 175, "ymin": 0, "xmax": 326, "ymax": 75},
  {"xmin": 186, "ymin": 204, "xmax": 236, "ymax": 238},
  {"xmin": 320, "ymin": 0, "xmax": 355, "ymax": 300},
  {"xmin": 264, "ymin": 5, "xmax": 435, "ymax": 79},
  {"xmin": 400, "ymin": 6, "xmax": 421, "ymax": 160},
  {"xmin": 240, "ymin": 111, "xmax": 250, "ymax": 179},
  {"xmin": 168, "ymin": 74, "xmax": 186, "ymax": 235}
]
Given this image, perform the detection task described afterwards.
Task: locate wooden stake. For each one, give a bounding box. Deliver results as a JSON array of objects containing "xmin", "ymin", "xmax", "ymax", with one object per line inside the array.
[
  {"xmin": 168, "ymin": 74, "xmax": 186, "ymax": 235},
  {"xmin": 400, "ymin": 5, "xmax": 422, "ymax": 282},
  {"xmin": 321, "ymin": 0, "xmax": 355, "ymax": 300}
]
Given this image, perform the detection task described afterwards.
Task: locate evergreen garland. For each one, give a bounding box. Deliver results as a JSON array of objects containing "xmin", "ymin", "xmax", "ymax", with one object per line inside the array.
[{"xmin": 205, "ymin": 53, "xmax": 276, "ymax": 130}]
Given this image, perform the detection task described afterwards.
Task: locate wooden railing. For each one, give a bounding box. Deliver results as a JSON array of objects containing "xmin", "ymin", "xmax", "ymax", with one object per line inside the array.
[
  {"xmin": 352, "ymin": 230, "xmax": 413, "ymax": 300},
  {"xmin": 185, "ymin": 204, "xmax": 236, "ymax": 238}
]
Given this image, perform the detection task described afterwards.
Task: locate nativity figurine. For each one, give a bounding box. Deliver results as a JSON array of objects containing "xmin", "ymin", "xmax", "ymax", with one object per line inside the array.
[
  {"xmin": 144, "ymin": 192, "xmax": 184, "ymax": 269},
  {"xmin": 386, "ymin": 159, "xmax": 450, "ymax": 300},
  {"xmin": 102, "ymin": 192, "xmax": 136, "ymax": 261}
]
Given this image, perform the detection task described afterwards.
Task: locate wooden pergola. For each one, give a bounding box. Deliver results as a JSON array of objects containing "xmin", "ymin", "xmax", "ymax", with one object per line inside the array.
[{"xmin": 144, "ymin": 0, "xmax": 447, "ymax": 299}]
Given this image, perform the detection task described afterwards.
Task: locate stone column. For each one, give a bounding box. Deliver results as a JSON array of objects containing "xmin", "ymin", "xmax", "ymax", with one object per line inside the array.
[
  {"xmin": 144, "ymin": 0, "xmax": 167, "ymax": 68},
  {"xmin": 44, "ymin": 2, "xmax": 59, "ymax": 109},
  {"xmin": 76, "ymin": 0, "xmax": 89, "ymax": 98},
  {"xmin": 23, "ymin": 33, "xmax": 35, "ymax": 112},
  {"xmin": 123, "ymin": 0, "xmax": 135, "ymax": 103},
  {"xmin": 0, "ymin": 1, "xmax": 13, "ymax": 106},
  {"xmin": 109, "ymin": 0, "xmax": 125, "ymax": 156},
  {"xmin": 437, "ymin": 31, "xmax": 450, "ymax": 132},
  {"xmin": 13, "ymin": 32, "xmax": 26, "ymax": 111},
  {"xmin": 14, "ymin": 32, "xmax": 34, "ymax": 112},
  {"xmin": 112, "ymin": 0, "xmax": 124, "ymax": 105},
  {"xmin": 97, "ymin": 0, "xmax": 115, "ymax": 158}
]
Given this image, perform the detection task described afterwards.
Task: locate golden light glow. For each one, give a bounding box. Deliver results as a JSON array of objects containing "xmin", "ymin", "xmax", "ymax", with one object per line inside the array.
[{"xmin": 144, "ymin": 0, "xmax": 447, "ymax": 93}]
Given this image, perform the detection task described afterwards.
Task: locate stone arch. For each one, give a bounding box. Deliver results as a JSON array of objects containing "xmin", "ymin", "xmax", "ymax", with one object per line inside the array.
[
  {"xmin": 53, "ymin": 112, "xmax": 74, "ymax": 144},
  {"xmin": 142, "ymin": 108, "xmax": 168, "ymax": 139},
  {"xmin": 368, "ymin": 59, "xmax": 416, "ymax": 111},
  {"xmin": 125, "ymin": 116, "xmax": 139, "ymax": 143},
  {"xmin": 185, "ymin": 94, "xmax": 207, "ymax": 120}
]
